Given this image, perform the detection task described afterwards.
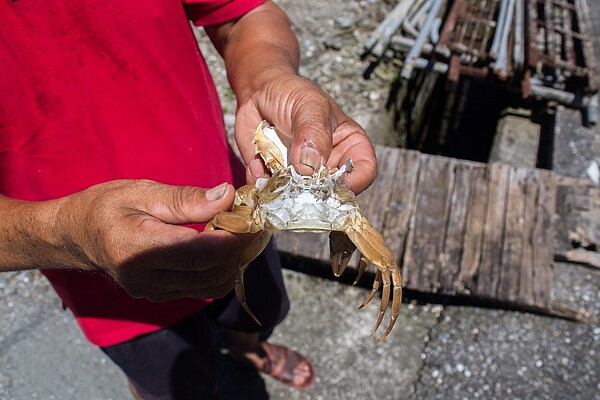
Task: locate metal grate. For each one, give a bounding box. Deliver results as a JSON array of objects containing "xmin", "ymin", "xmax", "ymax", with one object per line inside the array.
[{"xmin": 363, "ymin": 0, "xmax": 598, "ymax": 125}]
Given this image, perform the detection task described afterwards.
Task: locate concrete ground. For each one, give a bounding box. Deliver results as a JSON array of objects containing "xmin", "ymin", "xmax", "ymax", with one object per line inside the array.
[{"xmin": 1, "ymin": 259, "xmax": 599, "ymax": 400}]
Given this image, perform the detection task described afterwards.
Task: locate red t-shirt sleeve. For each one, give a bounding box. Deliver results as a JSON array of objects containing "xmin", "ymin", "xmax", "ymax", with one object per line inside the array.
[{"xmin": 184, "ymin": 0, "xmax": 265, "ymax": 26}]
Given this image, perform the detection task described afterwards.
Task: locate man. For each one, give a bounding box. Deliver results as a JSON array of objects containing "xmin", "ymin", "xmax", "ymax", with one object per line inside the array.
[{"xmin": 0, "ymin": 0, "xmax": 377, "ymax": 398}]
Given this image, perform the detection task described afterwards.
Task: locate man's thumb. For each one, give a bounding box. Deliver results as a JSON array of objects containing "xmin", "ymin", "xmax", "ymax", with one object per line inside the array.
[{"xmin": 150, "ymin": 182, "xmax": 235, "ymax": 225}]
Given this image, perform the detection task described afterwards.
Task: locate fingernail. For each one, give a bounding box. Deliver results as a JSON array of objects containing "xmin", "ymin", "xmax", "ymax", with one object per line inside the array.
[
  {"xmin": 205, "ymin": 183, "xmax": 228, "ymax": 201},
  {"xmin": 299, "ymin": 145, "xmax": 323, "ymax": 171}
]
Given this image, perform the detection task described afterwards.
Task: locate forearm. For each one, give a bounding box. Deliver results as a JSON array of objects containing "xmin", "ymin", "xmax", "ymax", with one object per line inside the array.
[
  {"xmin": 204, "ymin": 1, "xmax": 378, "ymax": 193},
  {"xmin": 205, "ymin": 1, "xmax": 300, "ymax": 103},
  {"xmin": 0, "ymin": 180, "xmax": 251, "ymax": 301},
  {"xmin": 0, "ymin": 194, "xmax": 90, "ymax": 272}
]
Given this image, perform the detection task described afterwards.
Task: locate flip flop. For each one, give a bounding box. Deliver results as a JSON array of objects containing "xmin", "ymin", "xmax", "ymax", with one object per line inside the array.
[{"xmin": 259, "ymin": 343, "xmax": 316, "ymax": 390}]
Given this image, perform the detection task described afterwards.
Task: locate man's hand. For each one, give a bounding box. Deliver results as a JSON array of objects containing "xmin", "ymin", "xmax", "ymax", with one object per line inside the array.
[
  {"xmin": 0, "ymin": 180, "xmax": 257, "ymax": 301},
  {"xmin": 205, "ymin": 0, "xmax": 377, "ymax": 194},
  {"xmin": 234, "ymin": 74, "xmax": 378, "ymax": 195}
]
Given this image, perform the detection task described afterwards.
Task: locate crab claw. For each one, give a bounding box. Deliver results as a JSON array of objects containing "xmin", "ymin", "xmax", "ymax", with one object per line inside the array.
[{"xmin": 329, "ymin": 231, "xmax": 356, "ymax": 277}]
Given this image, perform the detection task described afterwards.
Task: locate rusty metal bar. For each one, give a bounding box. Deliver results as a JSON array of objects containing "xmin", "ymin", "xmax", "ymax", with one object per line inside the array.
[
  {"xmin": 437, "ymin": 0, "xmax": 466, "ymax": 49},
  {"xmin": 575, "ymin": 0, "xmax": 598, "ymax": 90},
  {"xmin": 527, "ymin": 0, "xmax": 540, "ymax": 68},
  {"xmin": 447, "ymin": 0, "xmax": 499, "ymax": 62},
  {"xmin": 544, "ymin": 0, "xmax": 556, "ymax": 62},
  {"xmin": 562, "ymin": 0, "xmax": 576, "ymax": 66},
  {"xmin": 474, "ymin": 0, "xmax": 497, "ymax": 56}
]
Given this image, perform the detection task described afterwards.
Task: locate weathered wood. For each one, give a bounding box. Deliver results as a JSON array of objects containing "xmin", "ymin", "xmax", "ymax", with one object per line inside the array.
[
  {"xmin": 533, "ymin": 170, "xmax": 556, "ymax": 308},
  {"xmin": 500, "ymin": 167, "xmax": 528, "ymax": 303},
  {"xmin": 403, "ymin": 155, "xmax": 455, "ymax": 293},
  {"xmin": 274, "ymin": 231, "xmax": 301, "ymax": 257},
  {"xmin": 439, "ymin": 163, "xmax": 475, "ymax": 295},
  {"xmin": 276, "ymin": 231, "xmax": 329, "ymax": 264},
  {"xmin": 293, "ymin": 231, "xmax": 329, "ymax": 264},
  {"xmin": 381, "ymin": 149, "xmax": 421, "ymax": 264},
  {"xmin": 272, "ymin": 145, "xmax": 592, "ymax": 317},
  {"xmin": 553, "ymin": 175, "xmax": 594, "ymax": 187},
  {"xmin": 557, "ymin": 248, "xmax": 600, "ymax": 269},
  {"xmin": 476, "ymin": 163, "xmax": 511, "ymax": 299},
  {"xmin": 517, "ymin": 169, "xmax": 540, "ymax": 305},
  {"xmin": 352, "ymin": 145, "xmax": 401, "ymax": 270},
  {"xmin": 359, "ymin": 146, "xmax": 401, "ymax": 231},
  {"xmin": 555, "ymin": 184, "xmax": 600, "ymax": 257},
  {"xmin": 550, "ymin": 303, "xmax": 590, "ymax": 322},
  {"xmin": 457, "ymin": 165, "xmax": 489, "ymax": 294}
]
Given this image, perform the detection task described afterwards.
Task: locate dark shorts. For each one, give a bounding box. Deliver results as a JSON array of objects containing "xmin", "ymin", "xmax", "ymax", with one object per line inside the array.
[{"xmin": 101, "ymin": 241, "xmax": 289, "ymax": 400}]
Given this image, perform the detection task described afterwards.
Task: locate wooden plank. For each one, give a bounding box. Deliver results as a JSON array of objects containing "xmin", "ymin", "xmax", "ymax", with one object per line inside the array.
[
  {"xmin": 499, "ymin": 167, "xmax": 528, "ymax": 303},
  {"xmin": 438, "ymin": 163, "xmax": 475, "ymax": 295},
  {"xmin": 359, "ymin": 145, "xmax": 401, "ymax": 232},
  {"xmin": 476, "ymin": 163, "xmax": 511, "ymax": 298},
  {"xmin": 274, "ymin": 146, "xmax": 569, "ymax": 315},
  {"xmin": 555, "ymin": 184, "xmax": 600, "ymax": 255},
  {"xmin": 273, "ymin": 231, "xmax": 300, "ymax": 256},
  {"xmin": 275, "ymin": 230, "xmax": 329, "ymax": 263},
  {"xmin": 294, "ymin": 231, "xmax": 329, "ymax": 263},
  {"xmin": 553, "ymin": 175, "xmax": 594, "ymax": 187},
  {"xmin": 403, "ymin": 155, "xmax": 455, "ymax": 293},
  {"xmin": 554, "ymin": 185, "xmax": 594, "ymax": 255},
  {"xmin": 559, "ymin": 248, "xmax": 600, "ymax": 269},
  {"xmin": 518, "ymin": 169, "xmax": 541, "ymax": 305},
  {"xmin": 381, "ymin": 150, "xmax": 422, "ymax": 266},
  {"xmin": 457, "ymin": 165, "xmax": 489, "ymax": 295},
  {"xmin": 533, "ymin": 170, "xmax": 556, "ymax": 308}
]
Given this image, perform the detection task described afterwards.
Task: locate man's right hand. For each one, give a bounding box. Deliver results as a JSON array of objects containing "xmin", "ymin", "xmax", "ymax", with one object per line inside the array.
[{"xmin": 0, "ymin": 180, "xmax": 256, "ymax": 302}]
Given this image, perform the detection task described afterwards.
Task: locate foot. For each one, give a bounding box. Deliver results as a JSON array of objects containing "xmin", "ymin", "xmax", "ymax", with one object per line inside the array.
[{"xmin": 231, "ymin": 342, "xmax": 316, "ymax": 389}]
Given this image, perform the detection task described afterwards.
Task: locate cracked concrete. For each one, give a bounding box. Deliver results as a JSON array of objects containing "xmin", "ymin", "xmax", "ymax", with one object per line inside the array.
[{"xmin": 1, "ymin": 263, "xmax": 598, "ymax": 400}]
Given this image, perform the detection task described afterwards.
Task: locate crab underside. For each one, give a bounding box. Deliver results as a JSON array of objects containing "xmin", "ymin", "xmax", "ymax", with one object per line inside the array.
[{"xmin": 207, "ymin": 121, "xmax": 402, "ymax": 343}]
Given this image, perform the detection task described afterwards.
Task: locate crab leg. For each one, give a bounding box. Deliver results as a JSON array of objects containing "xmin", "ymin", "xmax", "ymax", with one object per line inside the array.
[
  {"xmin": 345, "ymin": 216, "xmax": 403, "ymax": 343},
  {"xmin": 231, "ymin": 231, "xmax": 273, "ymax": 326},
  {"xmin": 371, "ymin": 266, "xmax": 391, "ymax": 338},
  {"xmin": 376, "ymin": 266, "xmax": 403, "ymax": 343},
  {"xmin": 234, "ymin": 264, "xmax": 262, "ymax": 326},
  {"xmin": 329, "ymin": 231, "xmax": 357, "ymax": 277},
  {"xmin": 206, "ymin": 207, "xmax": 272, "ymax": 327},
  {"xmin": 353, "ymin": 256, "xmax": 369, "ymax": 286},
  {"xmin": 329, "ymin": 232, "xmax": 371, "ymax": 286},
  {"xmin": 358, "ymin": 269, "xmax": 382, "ymax": 309}
]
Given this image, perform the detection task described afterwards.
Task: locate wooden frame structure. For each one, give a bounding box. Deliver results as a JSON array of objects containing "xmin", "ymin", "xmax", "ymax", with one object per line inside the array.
[{"xmin": 275, "ymin": 145, "xmax": 593, "ymax": 319}]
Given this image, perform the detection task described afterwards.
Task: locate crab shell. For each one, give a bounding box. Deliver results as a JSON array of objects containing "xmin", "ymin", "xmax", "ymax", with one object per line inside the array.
[{"xmin": 207, "ymin": 121, "xmax": 402, "ymax": 343}]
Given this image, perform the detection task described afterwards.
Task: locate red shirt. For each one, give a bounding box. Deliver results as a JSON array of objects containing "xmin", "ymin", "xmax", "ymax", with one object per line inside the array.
[{"xmin": 0, "ymin": 0, "xmax": 262, "ymax": 346}]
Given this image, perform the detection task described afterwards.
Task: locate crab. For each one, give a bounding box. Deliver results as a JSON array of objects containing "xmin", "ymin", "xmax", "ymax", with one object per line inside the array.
[{"xmin": 207, "ymin": 121, "xmax": 402, "ymax": 342}]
